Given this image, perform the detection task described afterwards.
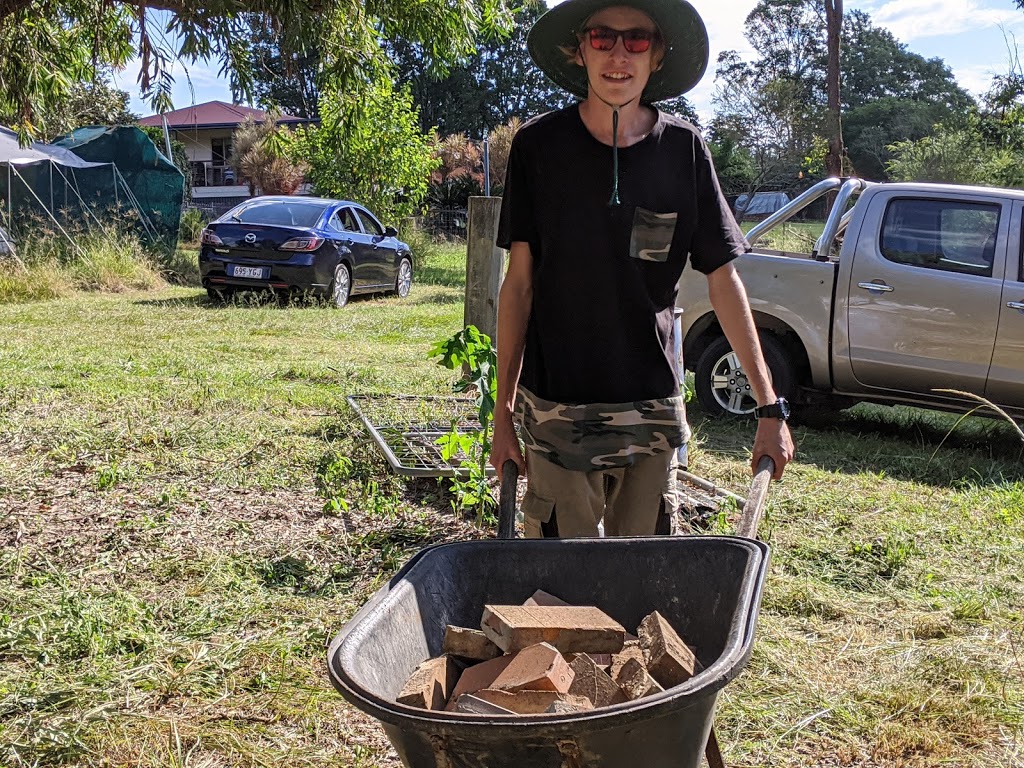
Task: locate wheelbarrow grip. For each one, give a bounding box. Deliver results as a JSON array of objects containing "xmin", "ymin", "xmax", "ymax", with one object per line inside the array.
[
  {"xmin": 736, "ymin": 455, "xmax": 774, "ymax": 540},
  {"xmin": 497, "ymin": 459, "xmax": 519, "ymax": 540}
]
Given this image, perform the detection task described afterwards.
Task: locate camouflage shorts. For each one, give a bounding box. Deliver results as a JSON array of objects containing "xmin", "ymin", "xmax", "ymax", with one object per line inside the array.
[{"xmin": 514, "ymin": 386, "xmax": 690, "ymax": 472}]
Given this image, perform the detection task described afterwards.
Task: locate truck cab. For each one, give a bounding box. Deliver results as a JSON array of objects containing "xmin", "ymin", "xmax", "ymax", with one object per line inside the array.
[{"xmin": 677, "ymin": 178, "xmax": 1024, "ymax": 421}]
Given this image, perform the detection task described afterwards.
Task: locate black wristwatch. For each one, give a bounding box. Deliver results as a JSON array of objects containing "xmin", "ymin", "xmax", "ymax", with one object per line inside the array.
[{"xmin": 754, "ymin": 397, "xmax": 791, "ymax": 421}]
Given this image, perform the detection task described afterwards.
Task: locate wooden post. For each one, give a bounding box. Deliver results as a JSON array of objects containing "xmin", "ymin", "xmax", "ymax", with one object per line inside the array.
[{"xmin": 464, "ymin": 196, "xmax": 505, "ymax": 340}]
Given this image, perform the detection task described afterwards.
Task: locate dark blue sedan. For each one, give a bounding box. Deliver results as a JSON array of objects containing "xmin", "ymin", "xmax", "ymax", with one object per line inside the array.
[{"xmin": 198, "ymin": 196, "xmax": 413, "ymax": 307}]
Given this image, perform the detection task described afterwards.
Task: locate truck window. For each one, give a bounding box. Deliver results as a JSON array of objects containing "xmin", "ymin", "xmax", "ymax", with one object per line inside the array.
[{"xmin": 880, "ymin": 199, "xmax": 999, "ymax": 278}]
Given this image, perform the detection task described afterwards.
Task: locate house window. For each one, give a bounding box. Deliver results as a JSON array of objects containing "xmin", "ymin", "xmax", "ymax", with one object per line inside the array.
[{"xmin": 211, "ymin": 138, "xmax": 232, "ymax": 166}]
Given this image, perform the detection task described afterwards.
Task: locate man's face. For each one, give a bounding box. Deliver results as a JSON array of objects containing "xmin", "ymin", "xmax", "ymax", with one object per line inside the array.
[{"xmin": 574, "ymin": 6, "xmax": 662, "ymax": 106}]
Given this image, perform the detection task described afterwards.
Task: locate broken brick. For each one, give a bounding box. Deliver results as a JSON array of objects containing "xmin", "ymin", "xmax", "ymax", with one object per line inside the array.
[
  {"xmin": 490, "ymin": 642, "xmax": 574, "ymax": 693},
  {"xmin": 545, "ymin": 695, "xmax": 595, "ymax": 714},
  {"xmin": 397, "ymin": 656, "xmax": 458, "ymax": 710},
  {"xmin": 523, "ymin": 589, "xmax": 571, "ymax": 607},
  {"xmin": 608, "ymin": 641, "xmax": 646, "ymax": 681},
  {"xmin": 481, "ymin": 605, "xmax": 625, "ymax": 654},
  {"xmin": 568, "ymin": 653, "xmax": 628, "ymax": 708},
  {"xmin": 443, "ymin": 654, "xmax": 514, "ymax": 711},
  {"xmin": 614, "ymin": 657, "xmax": 664, "ymax": 700},
  {"xmin": 638, "ymin": 611, "xmax": 702, "ymax": 688},
  {"xmin": 474, "ymin": 689, "xmax": 594, "ymax": 715},
  {"xmin": 453, "ymin": 694, "xmax": 516, "ymax": 715},
  {"xmin": 443, "ymin": 626, "xmax": 502, "ymax": 662}
]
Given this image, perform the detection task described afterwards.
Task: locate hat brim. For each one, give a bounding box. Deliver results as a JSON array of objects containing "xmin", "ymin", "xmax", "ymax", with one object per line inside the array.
[{"xmin": 527, "ymin": 0, "xmax": 709, "ymax": 103}]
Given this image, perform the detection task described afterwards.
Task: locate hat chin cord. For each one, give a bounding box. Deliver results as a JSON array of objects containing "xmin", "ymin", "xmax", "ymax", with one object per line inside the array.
[{"xmin": 586, "ymin": 76, "xmax": 640, "ymax": 207}]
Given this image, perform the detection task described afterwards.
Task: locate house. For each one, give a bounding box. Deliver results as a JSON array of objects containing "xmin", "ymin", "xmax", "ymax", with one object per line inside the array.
[{"xmin": 139, "ymin": 101, "xmax": 308, "ymax": 214}]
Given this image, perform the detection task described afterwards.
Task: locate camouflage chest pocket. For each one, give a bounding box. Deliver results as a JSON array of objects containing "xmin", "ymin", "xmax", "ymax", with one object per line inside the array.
[{"xmin": 629, "ymin": 208, "xmax": 678, "ymax": 263}]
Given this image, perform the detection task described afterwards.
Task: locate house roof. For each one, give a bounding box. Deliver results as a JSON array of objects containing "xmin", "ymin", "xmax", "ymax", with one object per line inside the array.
[{"xmin": 138, "ymin": 101, "xmax": 307, "ymax": 130}]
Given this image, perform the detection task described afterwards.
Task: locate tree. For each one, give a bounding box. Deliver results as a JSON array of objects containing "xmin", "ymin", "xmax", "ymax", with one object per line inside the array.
[
  {"xmin": 710, "ymin": 0, "xmax": 825, "ymax": 193},
  {"xmin": 245, "ymin": 19, "xmax": 321, "ymax": 119},
  {"xmin": 389, "ymin": 0, "xmax": 566, "ymax": 136},
  {"xmin": 0, "ymin": 0, "xmax": 513, "ymax": 142},
  {"xmin": 7, "ymin": 77, "xmax": 138, "ymax": 142},
  {"xmin": 840, "ymin": 10, "xmax": 972, "ymax": 178},
  {"xmin": 486, "ymin": 117, "xmax": 521, "ymax": 193},
  {"xmin": 711, "ymin": 0, "xmax": 973, "ymax": 185},
  {"xmin": 289, "ymin": 75, "xmax": 438, "ymax": 221},
  {"xmin": 231, "ymin": 110, "xmax": 308, "ymax": 196}
]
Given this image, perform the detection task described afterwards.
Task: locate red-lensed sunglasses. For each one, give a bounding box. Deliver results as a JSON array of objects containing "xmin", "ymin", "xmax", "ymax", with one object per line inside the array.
[{"xmin": 584, "ymin": 26, "xmax": 658, "ymax": 53}]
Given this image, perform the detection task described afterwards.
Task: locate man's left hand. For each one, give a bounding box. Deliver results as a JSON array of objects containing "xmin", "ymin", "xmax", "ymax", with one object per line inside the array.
[{"xmin": 752, "ymin": 418, "xmax": 795, "ymax": 480}]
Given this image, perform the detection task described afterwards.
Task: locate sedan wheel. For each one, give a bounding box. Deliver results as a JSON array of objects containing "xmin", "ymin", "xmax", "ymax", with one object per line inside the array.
[
  {"xmin": 393, "ymin": 257, "xmax": 413, "ymax": 298},
  {"xmin": 331, "ymin": 263, "xmax": 351, "ymax": 308}
]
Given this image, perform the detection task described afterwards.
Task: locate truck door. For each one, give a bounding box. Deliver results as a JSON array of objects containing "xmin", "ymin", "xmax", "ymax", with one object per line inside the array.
[
  {"xmin": 846, "ymin": 191, "xmax": 1006, "ymax": 399},
  {"xmin": 986, "ymin": 201, "xmax": 1024, "ymax": 409}
]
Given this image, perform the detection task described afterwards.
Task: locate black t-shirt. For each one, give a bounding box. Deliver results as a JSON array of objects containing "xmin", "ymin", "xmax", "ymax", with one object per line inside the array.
[{"xmin": 497, "ymin": 104, "xmax": 746, "ymax": 404}]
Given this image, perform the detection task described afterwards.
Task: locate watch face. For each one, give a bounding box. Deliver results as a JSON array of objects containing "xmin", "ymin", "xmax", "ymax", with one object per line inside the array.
[{"xmin": 778, "ymin": 398, "xmax": 791, "ymax": 420}]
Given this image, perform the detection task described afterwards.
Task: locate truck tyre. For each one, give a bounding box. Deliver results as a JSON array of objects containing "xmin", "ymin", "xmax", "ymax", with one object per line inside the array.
[{"xmin": 694, "ymin": 334, "xmax": 796, "ymax": 417}]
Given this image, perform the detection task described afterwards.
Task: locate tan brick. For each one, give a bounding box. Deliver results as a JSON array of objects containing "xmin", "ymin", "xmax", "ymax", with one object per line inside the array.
[
  {"xmin": 397, "ymin": 655, "xmax": 458, "ymax": 710},
  {"xmin": 443, "ymin": 626, "xmax": 502, "ymax": 662},
  {"xmin": 614, "ymin": 657, "xmax": 664, "ymax": 700},
  {"xmin": 443, "ymin": 654, "xmax": 514, "ymax": 711},
  {"xmin": 453, "ymin": 694, "xmax": 516, "ymax": 715},
  {"xmin": 490, "ymin": 642, "xmax": 574, "ymax": 693},
  {"xmin": 523, "ymin": 589, "xmax": 571, "ymax": 607},
  {"xmin": 568, "ymin": 653, "xmax": 628, "ymax": 708},
  {"xmin": 481, "ymin": 605, "xmax": 626, "ymax": 654},
  {"xmin": 638, "ymin": 611, "xmax": 702, "ymax": 688},
  {"xmin": 474, "ymin": 689, "xmax": 595, "ymax": 715}
]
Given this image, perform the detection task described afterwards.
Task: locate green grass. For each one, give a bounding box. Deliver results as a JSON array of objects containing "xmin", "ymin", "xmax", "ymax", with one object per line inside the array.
[
  {"xmin": 742, "ymin": 219, "xmax": 825, "ymax": 253},
  {"xmin": 1, "ymin": 239, "xmax": 1023, "ymax": 767}
]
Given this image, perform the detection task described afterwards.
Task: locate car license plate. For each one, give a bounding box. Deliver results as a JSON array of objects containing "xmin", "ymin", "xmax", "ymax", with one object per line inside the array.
[{"xmin": 230, "ymin": 265, "xmax": 267, "ymax": 279}]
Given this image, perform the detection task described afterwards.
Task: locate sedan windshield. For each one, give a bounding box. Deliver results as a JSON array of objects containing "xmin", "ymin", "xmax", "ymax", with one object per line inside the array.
[{"xmin": 226, "ymin": 201, "xmax": 329, "ymax": 228}]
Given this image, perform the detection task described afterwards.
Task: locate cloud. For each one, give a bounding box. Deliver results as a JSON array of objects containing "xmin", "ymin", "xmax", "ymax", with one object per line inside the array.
[{"xmin": 866, "ymin": 0, "xmax": 1022, "ymax": 42}]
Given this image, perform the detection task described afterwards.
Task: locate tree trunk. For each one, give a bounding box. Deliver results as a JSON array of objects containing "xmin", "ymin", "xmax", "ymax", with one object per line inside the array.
[{"xmin": 824, "ymin": 0, "xmax": 844, "ymax": 179}]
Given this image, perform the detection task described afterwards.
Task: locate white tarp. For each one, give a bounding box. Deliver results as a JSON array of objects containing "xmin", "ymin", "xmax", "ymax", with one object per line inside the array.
[{"xmin": 0, "ymin": 126, "xmax": 108, "ymax": 168}]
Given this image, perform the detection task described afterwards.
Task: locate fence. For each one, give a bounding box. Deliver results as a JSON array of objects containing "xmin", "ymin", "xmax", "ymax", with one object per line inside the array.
[{"xmin": 412, "ymin": 208, "xmax": 469, "ymax": 241}]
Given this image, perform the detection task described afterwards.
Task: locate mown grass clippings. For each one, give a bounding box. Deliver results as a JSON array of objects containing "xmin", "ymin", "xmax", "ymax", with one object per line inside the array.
[{"xmin": 2, "ymin": 242, "xmax": 1023, "ymax": 767}]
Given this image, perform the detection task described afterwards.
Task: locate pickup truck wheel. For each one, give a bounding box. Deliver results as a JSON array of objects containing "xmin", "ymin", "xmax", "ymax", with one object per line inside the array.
[{"xmin": 695, "ymin": 334, "xmax": 796, "ymax": 417}]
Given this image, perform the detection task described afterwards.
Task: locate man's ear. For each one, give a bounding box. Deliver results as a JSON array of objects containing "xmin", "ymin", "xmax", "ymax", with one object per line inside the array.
[
  {"xmin": 575, "ymin": 45, "xmax": 585, "ymax": 67},
  {"xmin": 651, "ymin": 48, "xmax": 665, "ymax": 72}
]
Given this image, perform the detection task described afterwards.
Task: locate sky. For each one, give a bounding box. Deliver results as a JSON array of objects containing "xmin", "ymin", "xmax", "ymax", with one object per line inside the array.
[{"xmin": 112, "ymin": 0, "xmax": 1024, "ymax": 125}]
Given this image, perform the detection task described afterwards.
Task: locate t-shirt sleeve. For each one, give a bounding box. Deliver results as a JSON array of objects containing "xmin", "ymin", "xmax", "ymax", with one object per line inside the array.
[
  {"xmin": 688, "ymin": 134, "xmax": 748, "ymax": 274},
  {"xmin": 497, "ymin": 133, "xmax": 536, "ymax": 250}
]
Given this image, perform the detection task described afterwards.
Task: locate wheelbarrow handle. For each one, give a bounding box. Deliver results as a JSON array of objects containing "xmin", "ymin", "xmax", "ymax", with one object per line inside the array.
[
  {"xmin": 497, "ymin": 459, "xmax": 519, "ymax": 540},
  {"xmin": 736, "ymin": 455, "xmax": 774, "ymax": 540}
]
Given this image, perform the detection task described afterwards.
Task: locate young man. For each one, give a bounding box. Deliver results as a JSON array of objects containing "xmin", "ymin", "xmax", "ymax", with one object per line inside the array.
[{"xmin": 491, "ymin": 0, "xmax": 794, "ymax": 538}]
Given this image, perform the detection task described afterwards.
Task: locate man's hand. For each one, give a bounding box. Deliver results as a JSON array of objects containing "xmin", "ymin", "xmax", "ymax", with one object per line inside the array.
[
  {"xmin": 752, "ymin": 418, "xmax": 794, "ymax": 480},
  {"xmin": 490, "ymin": 412, "xmax": 526, "ymax": 476}
]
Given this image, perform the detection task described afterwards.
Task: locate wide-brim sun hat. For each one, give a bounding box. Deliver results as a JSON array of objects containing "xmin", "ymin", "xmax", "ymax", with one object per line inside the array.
[{"xmin": 527, "ymin": 0, "xmax": 709, "ymax": 103}]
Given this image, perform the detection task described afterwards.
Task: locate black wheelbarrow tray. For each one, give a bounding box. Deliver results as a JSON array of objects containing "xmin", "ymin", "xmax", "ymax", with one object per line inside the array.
[{"xmin": 327, "ymin": 533, "xmax": 769, "ymax": 768}]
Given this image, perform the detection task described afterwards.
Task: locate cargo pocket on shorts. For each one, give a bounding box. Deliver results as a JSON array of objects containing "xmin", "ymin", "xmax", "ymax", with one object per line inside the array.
[
  {"xmin": 521, "ymin": 490, "xmax": 556, "ymax": 524},
  {"xmin": 629, "ymin": 208, "xmax": 677, "ymax": 263}
]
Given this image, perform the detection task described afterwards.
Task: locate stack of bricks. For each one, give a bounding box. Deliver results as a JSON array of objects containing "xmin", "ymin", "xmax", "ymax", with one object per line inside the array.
[{"xmin": 396, "ymin": 589, "xmax": 702, "ymax": 716}]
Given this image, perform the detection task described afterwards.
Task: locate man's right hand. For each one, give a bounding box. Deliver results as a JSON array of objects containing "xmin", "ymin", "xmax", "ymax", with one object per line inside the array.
[{"xmin": 490, "ymin": 412, "xmax": 526, "ymax": 476}]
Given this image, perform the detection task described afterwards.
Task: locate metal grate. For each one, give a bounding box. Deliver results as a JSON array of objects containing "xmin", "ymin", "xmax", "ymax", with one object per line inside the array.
[{"xmin": 347, "ymin": 394, "xmax": 496, "ymax": 478}]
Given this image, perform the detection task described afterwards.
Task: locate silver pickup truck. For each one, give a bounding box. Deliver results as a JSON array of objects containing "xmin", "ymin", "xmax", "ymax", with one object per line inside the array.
[{"xmin": 677, "ymin": 178, "xmax": 1024, "ymax": 421}]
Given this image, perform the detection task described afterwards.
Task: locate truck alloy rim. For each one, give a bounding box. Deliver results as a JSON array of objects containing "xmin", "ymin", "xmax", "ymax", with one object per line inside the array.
[{"xmin": 711, "ymin": 352, "xmax": 756, "ymax": 414}]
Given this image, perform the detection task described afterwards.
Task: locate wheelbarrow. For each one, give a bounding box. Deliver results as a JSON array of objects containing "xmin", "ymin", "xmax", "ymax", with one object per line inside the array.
[{"xmin": 327, "ymin": 456, "xmax": 775, "ymax": 768}]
